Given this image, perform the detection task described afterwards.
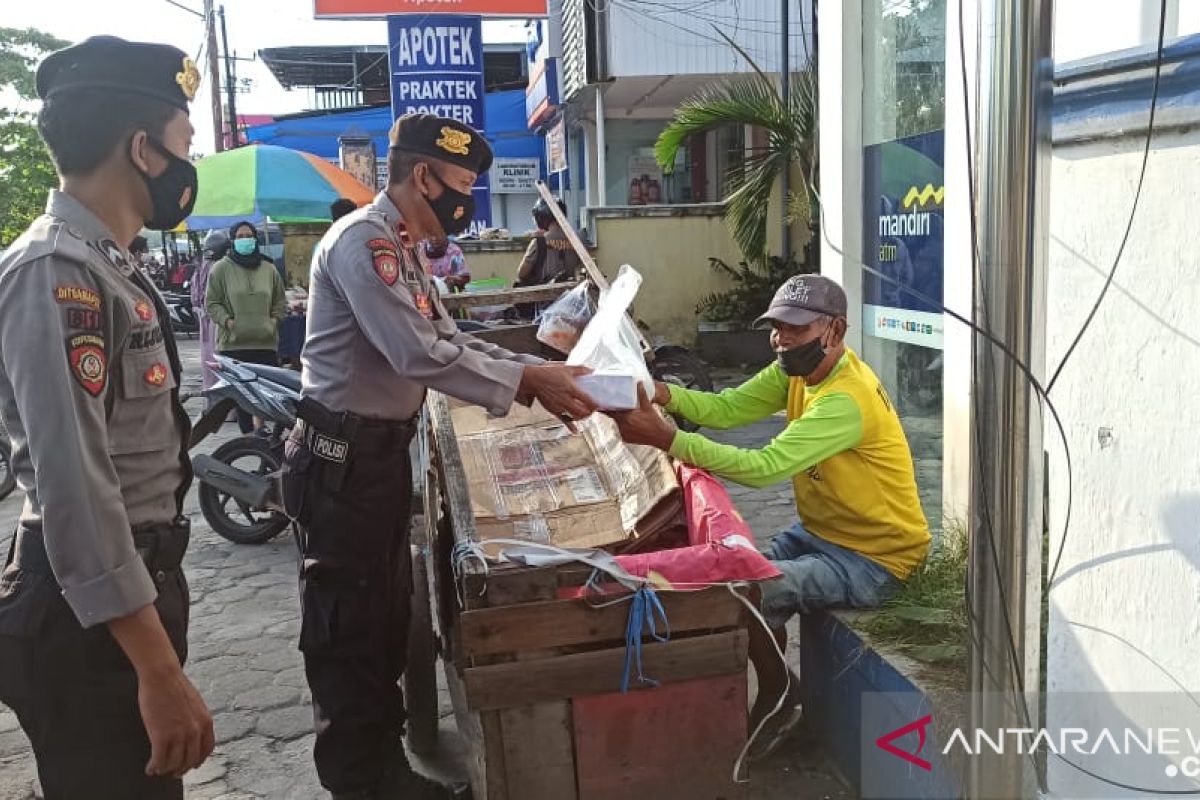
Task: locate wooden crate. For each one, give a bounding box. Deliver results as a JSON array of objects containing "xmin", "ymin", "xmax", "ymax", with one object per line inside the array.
[{"xmin": 422, "ymin": 392, "xmax": 751, "ymax": 800}]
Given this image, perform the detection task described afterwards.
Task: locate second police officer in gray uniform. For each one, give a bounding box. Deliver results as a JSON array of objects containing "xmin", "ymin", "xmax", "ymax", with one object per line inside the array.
[
  {"xmin": 286, "ymin": 113, "xmax": 598, "ymax": 799},
  {"xmin": 0, "ymin": 37, "xmax": 214, "ymax": 798}
]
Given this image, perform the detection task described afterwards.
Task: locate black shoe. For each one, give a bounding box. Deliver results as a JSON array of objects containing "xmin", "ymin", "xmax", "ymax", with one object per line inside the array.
[{"xmin": 376, "ymin": 751, "xmax": 471, "ymax": 800}]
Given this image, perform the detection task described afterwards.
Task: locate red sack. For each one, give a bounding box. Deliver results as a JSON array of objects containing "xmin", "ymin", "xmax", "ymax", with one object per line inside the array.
[{"xmin": 610, "ymin": 464, "xmax": 780, "ymax": 589}]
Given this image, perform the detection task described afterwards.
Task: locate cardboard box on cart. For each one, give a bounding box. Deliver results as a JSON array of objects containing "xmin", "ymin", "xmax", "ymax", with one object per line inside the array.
[{"xmin": 446, "ymin": 396, "xmax": 678, "ymax": 552}]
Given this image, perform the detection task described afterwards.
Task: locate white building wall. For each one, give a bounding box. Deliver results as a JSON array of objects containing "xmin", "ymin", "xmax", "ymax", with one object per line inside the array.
[
  {"xmin": 1044, "ymin": 124, "xmax": 1200, "ymax": 799},
  {"xmin": 604, "ymin": 0, "xmax": 814, "ymax": 78}
]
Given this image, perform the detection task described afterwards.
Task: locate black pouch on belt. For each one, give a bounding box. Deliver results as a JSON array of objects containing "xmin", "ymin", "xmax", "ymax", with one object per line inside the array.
[
  {"xmin": 133, "ymin": 517, "xmax": 191, "ymax": 582},
  {"xmin": 296, "ymin": 397, "xmax": 357, "ymax": 494}
]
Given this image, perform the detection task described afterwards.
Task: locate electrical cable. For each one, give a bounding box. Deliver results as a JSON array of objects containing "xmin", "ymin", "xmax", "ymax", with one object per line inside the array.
[{"xmin": 162, "ymin": 0, "xmax": 204, "ymax": 19}]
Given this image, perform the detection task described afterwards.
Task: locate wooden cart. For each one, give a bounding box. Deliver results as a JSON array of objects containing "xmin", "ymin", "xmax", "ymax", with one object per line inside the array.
[{"xmin": 404, "ymin": 389, "xmax": 753, "ymax": 800}]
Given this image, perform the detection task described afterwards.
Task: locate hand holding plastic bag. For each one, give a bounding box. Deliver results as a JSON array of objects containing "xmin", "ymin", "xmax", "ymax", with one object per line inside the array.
[
  {"xmin": 566, "ymin": 265, "xmax": 653, "ymax": 395},
  {"xmin": 536, "ymin": 281, "xmax": 594, "ymax": 355}
]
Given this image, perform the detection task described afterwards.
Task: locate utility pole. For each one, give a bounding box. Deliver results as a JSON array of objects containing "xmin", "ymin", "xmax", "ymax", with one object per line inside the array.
[
  {"xmin": 780, "ymin": 0, "xmax": 791, "ymax": 260},
  {"xmin": 204, "ymin": 0, "xmax": 224, "ymax": 152},
  {"xmin": 968, "ymin": 0, "xmax": 1053, "ymax": 797},
  {"xmin": 219, "ymin": 5, "xmax": 239, "ymax": 149}
]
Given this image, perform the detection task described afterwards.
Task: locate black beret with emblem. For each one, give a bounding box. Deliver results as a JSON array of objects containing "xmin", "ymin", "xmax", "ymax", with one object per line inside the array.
[
  {"xmin": 36, "ymin": 36, "xmax": 199, "ymax": 112},
  {"xmin": 388, "ymin": 113, "xmax": 493, "ymax": 175}
]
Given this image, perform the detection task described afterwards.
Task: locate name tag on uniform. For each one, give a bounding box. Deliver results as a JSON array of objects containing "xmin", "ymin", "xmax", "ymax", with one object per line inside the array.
[{"xmin": 312, "ymin": 433, "xmax": 349, "ymax": 464}]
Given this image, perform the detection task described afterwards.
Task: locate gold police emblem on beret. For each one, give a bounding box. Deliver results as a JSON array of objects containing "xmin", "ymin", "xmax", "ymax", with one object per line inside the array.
[
  {"xmin": 175, "ymin": 56, "xmax": 200, "ymax": 101},
  {"xmin": 436, "ymin": 127, "xmax": 471, "ymax": 156}
]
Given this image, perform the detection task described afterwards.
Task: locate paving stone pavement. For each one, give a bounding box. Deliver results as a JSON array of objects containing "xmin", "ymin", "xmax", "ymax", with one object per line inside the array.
[{"xmin": 0, "ymin": 345, "xmax": 872, "ymax": 799}]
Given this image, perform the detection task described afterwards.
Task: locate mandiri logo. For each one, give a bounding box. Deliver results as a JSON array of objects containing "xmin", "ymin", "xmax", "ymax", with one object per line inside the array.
[{"xmin": 876, "ymin": 715, "xmax": 934, "ymax": 771}]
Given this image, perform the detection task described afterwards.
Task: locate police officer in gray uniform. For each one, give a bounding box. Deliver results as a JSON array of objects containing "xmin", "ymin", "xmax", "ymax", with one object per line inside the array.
[
  {"xmin": 0, "ymin": 37, "xmax": 214, "ymax": 798},
  {"xmin": 287, "ymin": 113, "xmax": 597, "ymax": 799}
]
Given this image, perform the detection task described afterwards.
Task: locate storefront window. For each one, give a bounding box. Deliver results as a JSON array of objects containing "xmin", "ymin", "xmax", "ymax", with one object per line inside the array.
[
  {"xmin": 607, "ymin": 120, "xmax": 744, "ymax": 205},
  {"xmin": 861, "ymin": 0, "xmax": 946, "ymax": 531}
]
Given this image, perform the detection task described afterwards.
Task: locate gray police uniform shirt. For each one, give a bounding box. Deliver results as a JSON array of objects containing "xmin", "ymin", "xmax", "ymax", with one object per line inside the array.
[
  {"xmin": 302, "ymin": 192, "xmax": 541, "ymax": 420},
  {"xmin": 0, "ymin": 191, "xmax": 187, "ymax": 628}
]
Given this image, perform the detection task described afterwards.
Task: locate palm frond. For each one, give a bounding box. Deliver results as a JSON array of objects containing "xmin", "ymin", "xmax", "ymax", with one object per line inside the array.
[{"xmin": 655, "ymin": 78, "xmax": 788, "ymax": 172}]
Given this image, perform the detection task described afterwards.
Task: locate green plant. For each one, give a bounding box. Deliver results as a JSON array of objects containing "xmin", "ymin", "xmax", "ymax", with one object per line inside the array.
[
  {"xmin": 0, "ymin": 27, "xmax": 70, "ymax": 247},
  {"xmin": 695, "ymin": 253, "xmax": 814, "ymax": 327},
  {"xmin": 655, "ymin": 32, "xmax": 816, "ymax": 264},
  {"xmin": 857, "ymin": 520, "xmax": 968, "ymax": 670}
]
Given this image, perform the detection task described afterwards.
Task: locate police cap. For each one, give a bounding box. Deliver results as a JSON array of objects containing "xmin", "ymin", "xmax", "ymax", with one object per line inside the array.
[
  {"xmin": 388, "ymin": 113, "xmax": 493, "ymax": 175},
  {"xmin": 36, "ymin": 36, "xmax": 199, "ymax": 112}
]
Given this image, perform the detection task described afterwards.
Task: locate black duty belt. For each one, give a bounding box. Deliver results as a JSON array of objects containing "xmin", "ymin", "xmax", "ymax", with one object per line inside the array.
[
  {"xmin": 295, "ymin": 396, "xmax": 416, "ymax": 459},
  {"xmin": 9, "ymin": 517, "xmax": 191, "ymax": 586}
]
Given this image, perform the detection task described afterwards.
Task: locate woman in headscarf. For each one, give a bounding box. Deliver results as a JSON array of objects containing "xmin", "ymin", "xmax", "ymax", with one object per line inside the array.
[
  {"xmin": 193, "ymin": 230, "xmax": 229, "ymax": 409},
  {"xmin": 205, "ymin": 220, "xmax": 287, "ymax": 434}
]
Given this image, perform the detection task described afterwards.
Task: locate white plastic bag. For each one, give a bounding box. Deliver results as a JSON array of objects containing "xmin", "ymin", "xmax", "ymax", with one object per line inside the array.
[
  {"xmin": 566, "ymin": 265, "xmax": 653, "ymax": 396},
  {"xmin": 536, "ymin": 281, "xmax": 594, "ymax": 354}
]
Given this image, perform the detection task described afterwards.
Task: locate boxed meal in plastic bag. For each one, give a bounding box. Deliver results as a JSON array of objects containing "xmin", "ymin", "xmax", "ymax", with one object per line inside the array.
[
  {"xmin": 566, "ymin": 265, "xmax": 653, "ymax": 396},
  {"xmin": 535, "ymin": 281, "xmax": 594, "ymax": 354}
]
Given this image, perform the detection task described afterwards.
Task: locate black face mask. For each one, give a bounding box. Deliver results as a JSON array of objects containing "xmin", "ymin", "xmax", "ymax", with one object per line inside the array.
[
  {"xmin": 134, "ymin": 137, "xmax": 198, "ymax": 231},
  {"xmin": 425, "ymin": 240, "xmax": 449, "ymax": 259},
  {"xmin": 776, "ymin": 337, "xmax": 827, "ymax": 377},
  {"xmin": 425, "ymin": 170, "xmax": 475, "ymax": 236}
]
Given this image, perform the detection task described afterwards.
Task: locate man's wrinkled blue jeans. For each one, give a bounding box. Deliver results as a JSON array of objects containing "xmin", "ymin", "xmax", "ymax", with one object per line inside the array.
[{"xmin": 760, "ymin": 521, "xmax": 901, "ymax": 629}]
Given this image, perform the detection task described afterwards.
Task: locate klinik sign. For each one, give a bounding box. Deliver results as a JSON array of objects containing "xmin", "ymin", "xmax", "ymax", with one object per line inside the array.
[{"xmin": 388, "ymin": 14, "xmax": 492, "ymax": 232}]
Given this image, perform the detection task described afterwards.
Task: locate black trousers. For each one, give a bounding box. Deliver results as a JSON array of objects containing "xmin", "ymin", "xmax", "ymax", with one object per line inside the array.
[
  {"xmin": 284, "ymin": 420, "xmax": 416, "ymax": 795},
  {"xmin": 0, "ymin": 528, "xmax": 189, "ymax": 800}
]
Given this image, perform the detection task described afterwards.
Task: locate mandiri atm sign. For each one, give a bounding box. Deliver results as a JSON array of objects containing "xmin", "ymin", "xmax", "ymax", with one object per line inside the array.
[{"xmin": 315, "ymin": 0, "xmax": 547, "ymax": 18}]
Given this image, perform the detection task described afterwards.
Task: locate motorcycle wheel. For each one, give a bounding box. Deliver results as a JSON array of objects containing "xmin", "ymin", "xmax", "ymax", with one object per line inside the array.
[
  {"xmin": 0, "ymin": 437, "xmax": 16, "ymax": 502},
  {"xmin": 198, "ymin": 436, "xmax": 289, "ymax": 545},
  {"xmin": 650, "ymin": 346, "xmax": 714, "ymax": 433}
]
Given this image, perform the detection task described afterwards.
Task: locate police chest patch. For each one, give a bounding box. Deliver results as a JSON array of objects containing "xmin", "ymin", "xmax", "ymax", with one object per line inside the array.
[
  {"xmin": 66, "ymin": 307, "xmax": 102, "ymax": 332},
  {"xmin": 66, "ymin": 334, "xmax": 106, "ymax": 397},
  {"xmin": 144, "ymin": 363, "xmax": 168, "ymax": 387},
  {"xmin": 134, "ymin": 299, "xmax": 155, "ymax": 321},
  {"xmin": 55, "ymin": 285, "xmax": 101, "ymax": 310},
  {"xmin": 367, "ymin": 238, "xmax": 400, "ymax": 286}
]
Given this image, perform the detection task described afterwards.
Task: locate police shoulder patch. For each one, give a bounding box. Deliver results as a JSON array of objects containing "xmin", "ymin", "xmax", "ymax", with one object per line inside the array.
[
  {"xmin": 66, "ymin": 334, "xmax": 107, "ymax": 397},
  {"xmin": 134, "ymin": 299, "xmax": 155, "ymax": 322},
  {"xmin": 54, "ymin": 285, "xmax": 102, "ymax": 310},
  {"xmin": 367, "ymin": 238, "xmax": 400, "ymax": 286}
]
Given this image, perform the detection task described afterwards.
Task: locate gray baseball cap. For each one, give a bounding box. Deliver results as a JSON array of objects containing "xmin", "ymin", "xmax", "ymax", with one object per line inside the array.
[{"xmin": 753, "ymin": 274, "xmax": 848, "ymax": 329}]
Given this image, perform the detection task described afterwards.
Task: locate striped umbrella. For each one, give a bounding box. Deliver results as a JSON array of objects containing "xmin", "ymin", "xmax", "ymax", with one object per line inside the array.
[{"xmin": 187, "ymin": 144, "xmax": 376, "ymax": 229}]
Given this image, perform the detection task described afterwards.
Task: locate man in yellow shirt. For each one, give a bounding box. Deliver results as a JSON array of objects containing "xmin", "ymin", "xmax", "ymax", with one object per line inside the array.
[{"xmin": 610, "ymin": 274, "xmax": 930, "ymax": 753}]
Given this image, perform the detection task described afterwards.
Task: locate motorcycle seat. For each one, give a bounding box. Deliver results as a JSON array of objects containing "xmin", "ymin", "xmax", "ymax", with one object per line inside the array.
[{"xmin": 239, "ymin": 363, "xmax": 302, "ymax": 393}]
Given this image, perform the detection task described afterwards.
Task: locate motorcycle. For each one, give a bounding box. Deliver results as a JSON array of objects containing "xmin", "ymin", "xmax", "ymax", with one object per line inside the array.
[
  {"xmin": 189, "ymin": 355, "xmax": 298, "ymax": 544},
  {"xmin": 0, "ymin": 417, "xmax": 15, "ymax": 502},
  {"xmin": 162, "ymin": 288, "xmax": 199, "ymax": 338}
]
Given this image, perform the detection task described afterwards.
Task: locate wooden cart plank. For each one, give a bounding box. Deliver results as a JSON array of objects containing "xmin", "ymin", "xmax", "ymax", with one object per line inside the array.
[
  {"xmin": 573, "ymin": 673, "xmax": 748, "ymax": 800},
  {"xmin": 427, "ymin": 392, "xmax": 478, "ymax": 552},
  {"xmin": 481, "ymin": 711, "xmax": 509, "ymax": 800},
  {"xmin": 459, "ymin": 587, "xmax": 744, "ymax": 658},
  {"xmin": 440, "ymin": 282, "xmax": 578, "ymax": 310},
  {"xmin": 463, "ymin": 630, "xmax": 748, "ymax": 711},
  {"xmin": 445, "ymin": 660, "xmax": 498, "ymax": 800},
  {"xmin": 499, "ymin": 702, "xmax": 579, "ymax": 800}
]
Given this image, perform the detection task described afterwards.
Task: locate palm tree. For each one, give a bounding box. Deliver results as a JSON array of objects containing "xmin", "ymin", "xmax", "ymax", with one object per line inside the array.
[{"xmin": 655, "ymin": 49, "xmax": 816, "ymax": 264}]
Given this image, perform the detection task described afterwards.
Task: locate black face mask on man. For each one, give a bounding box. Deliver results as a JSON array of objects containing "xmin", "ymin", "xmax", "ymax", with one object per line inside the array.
[
  {"xmin": 424, "ymin": 169, "xmax": 475, "ymax": 237},
  {"xmin": 776, "ymin": 337, "xmax": 827, "ymax": 377},
  {"xmin": 133, "ymin": 136, "xmax": 198, "ymax": 231}
]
